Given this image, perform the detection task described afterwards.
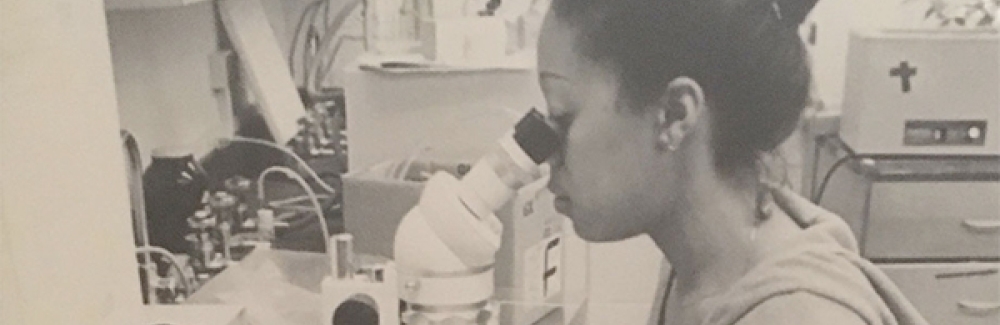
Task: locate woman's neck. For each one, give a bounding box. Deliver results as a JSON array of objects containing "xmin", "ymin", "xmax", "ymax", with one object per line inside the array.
[{"xmin": 649, "ymin": 169, "xmax": 762, "ymax": 298}]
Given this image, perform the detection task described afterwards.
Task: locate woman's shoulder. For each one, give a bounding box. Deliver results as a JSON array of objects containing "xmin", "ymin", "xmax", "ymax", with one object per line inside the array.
[{"xmin": 736, "ymin": 292, "xmax": 867, "ymax": 325}]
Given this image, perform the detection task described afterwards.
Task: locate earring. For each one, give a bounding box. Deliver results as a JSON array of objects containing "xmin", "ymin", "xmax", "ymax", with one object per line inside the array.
[
  {"xmin": 657, "ymin": 133, "xmax": 679, "ymax": 151},
  {"xmin": 751, "ymin": 182, "xmax": 774, "ymax": 243},
  {"xmin": 656, "ymin": 139, "xmax": 677, "ymax": 151}
]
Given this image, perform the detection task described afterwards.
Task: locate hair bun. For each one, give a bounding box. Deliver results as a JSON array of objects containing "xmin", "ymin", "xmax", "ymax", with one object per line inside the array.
[{"xmin": 775, "ymin": 0, "xmax": 819, "ymax": 26}]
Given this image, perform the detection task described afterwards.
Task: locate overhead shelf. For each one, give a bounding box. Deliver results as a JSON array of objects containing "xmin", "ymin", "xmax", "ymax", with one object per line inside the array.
[{"xmin": 105, "ymin": 0, "xmax": 212, "ymax": 11}]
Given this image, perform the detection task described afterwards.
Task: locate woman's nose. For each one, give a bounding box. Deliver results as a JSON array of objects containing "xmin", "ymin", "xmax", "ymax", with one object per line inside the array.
[
  {"xmin": 547, "ymin": 147, "xmax": 564, "ymax": 169},
  {"xmin": 547, "ymin": 178, "xmax": 563, "ymax": 198}
]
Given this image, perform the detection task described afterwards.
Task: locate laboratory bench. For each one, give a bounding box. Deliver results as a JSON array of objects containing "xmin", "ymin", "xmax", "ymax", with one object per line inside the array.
[{"xmin": 171, "ymin": 245, "xmax": 590, "ymax": 325}]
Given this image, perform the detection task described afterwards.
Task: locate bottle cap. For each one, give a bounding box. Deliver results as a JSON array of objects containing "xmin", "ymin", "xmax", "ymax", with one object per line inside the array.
[
  {"xmin": 151, "ymin": 146, "xmax": 194, "ymax": 158},
  {"xmin": 210, "ymin": 192, "xmax": 237, "ymax": 207},
  {"xmin": 225, "ymin": 176, "xmax": 252, "ymax": 191},
  {"xmin": 194, "ymin": 210, "xmax": 211, "ymax": 219}
]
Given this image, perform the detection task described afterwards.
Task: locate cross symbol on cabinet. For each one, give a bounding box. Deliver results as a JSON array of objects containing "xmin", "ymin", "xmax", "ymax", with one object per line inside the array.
[{"xmin": 889, "ymin": 61, "xmax": 918, "ymax": 93}]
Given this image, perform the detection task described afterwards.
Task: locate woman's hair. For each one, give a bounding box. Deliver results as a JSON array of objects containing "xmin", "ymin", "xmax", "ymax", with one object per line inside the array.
[{"xmin": 550, "ymin": 0, "xmax": 818, "ymax": 179}]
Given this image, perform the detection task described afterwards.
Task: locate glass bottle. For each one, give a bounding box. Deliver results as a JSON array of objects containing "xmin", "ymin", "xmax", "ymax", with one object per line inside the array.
[{"xmin": 143, "ymin": 147, "xmax": 210, "ymax": 254}]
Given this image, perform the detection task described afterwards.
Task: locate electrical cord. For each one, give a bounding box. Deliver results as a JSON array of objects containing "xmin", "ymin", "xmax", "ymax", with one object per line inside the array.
[
  {"xmin": 322, "ymin": 0, "xmax": 331, "ymax": 33},
  {"xmin": 257, "ymin": 166, "xmax": 331, "ymax": 256},
  {"xmin": 810, "ymin": 135, "xmax": 870, "ymax": 204},
  {"xmin": 305, "ymin": 1, "xmax": 335, "ymax": 86},
  {"xmin": 289, "ymin": 0, "xmax": 325, "ymax": 78},
  {"xmin": 122, "ymin": 131, "xmax": 160, "ymax": 303},
  {"xmin": 811, "ymin": 154, "xmax": 855, "ymax": 204},
  {"xmin": 656, "ymin": 270, "xmax": 677, "ymax": 325},
  {"xmin": 311, "ymin": 5, "xmax": 364, "ymax": 92},
  {"xmin": 219, "ymin": 136, "xmax": 337, "ymax": 195},
  {"xmin": 809, "ymin": 135, "xmax": 824, "ymax": 199},
  {"xmin": 306, "ymin": 0, "xmax": 363, "ymax": 95},
  {"xmin": 311, "ymin": 35, "xmax": 350, "ymax": 94},
  {"xmin": 395, "ymin": 145, "xmax": 432, "ymax": 180},
  {"xmin": 269, "ymin": 193, "xmax": 334, "ymax": 207},
  {"xmin": 136, "ymin": 246, "xmax": 193, "ymax": 298}
]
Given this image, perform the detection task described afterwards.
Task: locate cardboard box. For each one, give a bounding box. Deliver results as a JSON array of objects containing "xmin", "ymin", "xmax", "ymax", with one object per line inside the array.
[
  {"xmin": 342, "ymin": 159, "xmax": 580, "ymax": 324},
  {"xmin": 342, "ymin": 159, "xmax": 463, "ymax": 258}
]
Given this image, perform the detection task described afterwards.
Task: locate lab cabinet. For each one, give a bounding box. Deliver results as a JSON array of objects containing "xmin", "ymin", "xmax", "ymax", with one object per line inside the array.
[
  {"xmin": 816, "ymin": 149, "xmax": 1000, "ymax": 262},
  {"xmin": 881, "ymin": 263, "xmax": 1000, "ymax": 325},
  {"xmin": 814, "ymin": 135, "xmax": 1000, "ymax": 323},
  {"xmin": 864, "ymin": 181, "xmax": 1000, "ymax": 260}
]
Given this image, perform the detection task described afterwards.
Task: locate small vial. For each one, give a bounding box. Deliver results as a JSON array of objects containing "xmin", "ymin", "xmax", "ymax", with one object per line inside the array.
[
  {"xmin": 257, "ymin": 209, "xmax": 275, "ymax": 241},
  {"xmin": 330, "ymin": 233, "xmax": 356, "ymax": 279},
  {"xmin": 219, "ymin": 222, "xmax": 232, "ymax": 261}
]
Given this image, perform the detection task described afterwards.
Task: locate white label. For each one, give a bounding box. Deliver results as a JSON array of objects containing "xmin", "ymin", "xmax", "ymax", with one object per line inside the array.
[
  {"xmin": 523, "ymin": 234, "xmax": 563, "ymax": 301},
  {"xmin": 542, "ymin": 235, "xmax": 562, "ymax": 298}
]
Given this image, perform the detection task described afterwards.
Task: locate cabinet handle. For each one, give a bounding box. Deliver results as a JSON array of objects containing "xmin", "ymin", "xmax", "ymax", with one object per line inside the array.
[
  {"xmin": 958, "ymin": 300, "xmax": 1000, "ymax": 316},
  {"xmin": 962, "ymin": 219, "xmax": 1000, "ymax": 233}
]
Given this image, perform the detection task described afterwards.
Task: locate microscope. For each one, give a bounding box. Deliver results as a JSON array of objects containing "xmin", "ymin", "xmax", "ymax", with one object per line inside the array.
[{"xmin": 321, "ymin": 108, "xmax": 561, "ymax": 325}]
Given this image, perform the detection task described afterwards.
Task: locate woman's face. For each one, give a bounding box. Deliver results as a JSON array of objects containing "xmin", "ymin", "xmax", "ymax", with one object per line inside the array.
[{"xmin": 538, "ymin": 13, "xmax": 681, "ymax": 242}]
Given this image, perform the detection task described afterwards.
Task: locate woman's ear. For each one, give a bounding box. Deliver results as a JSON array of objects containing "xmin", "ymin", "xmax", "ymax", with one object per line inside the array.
[{"xmin": 653, "ymin": 76, "xmax": 705, "ymax": 151}]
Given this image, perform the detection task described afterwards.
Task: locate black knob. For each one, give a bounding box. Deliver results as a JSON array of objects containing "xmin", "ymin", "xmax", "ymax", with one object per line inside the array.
[{"xmin": 332, "ymin": 296, "xmax": 380, "ymax": 325}]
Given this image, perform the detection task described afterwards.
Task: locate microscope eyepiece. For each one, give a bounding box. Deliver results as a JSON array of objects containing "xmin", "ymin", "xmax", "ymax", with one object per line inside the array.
[{"xmin": 513, "ymin": 108, "xmax": 561, "ymax": 164}]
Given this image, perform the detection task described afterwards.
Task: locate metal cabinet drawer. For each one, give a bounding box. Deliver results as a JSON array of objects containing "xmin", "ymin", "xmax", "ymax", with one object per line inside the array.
[
  {"xmin": 864, "ymin": 182, "xmax": 1000, "ymax": 260},
  {"xmin": 882, "ymin": 263, "xmax": 1000, "ymax": 325}
]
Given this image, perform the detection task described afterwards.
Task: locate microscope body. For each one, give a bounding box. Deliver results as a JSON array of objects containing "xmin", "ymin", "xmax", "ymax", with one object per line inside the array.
[
  {"xmin": 321, "ymin": 109, "xmax": 559, "ymax": 325},
  {"xmin": 394, "ymin": 109, "xmax": 560, "ymax": 324},
  {"xmin": 321, "ymin": 233, "xmax": 400, "ymax": 325},
  {"xmin": 394, "ymin": 171, "xmax": 506, "ymax": 324}
]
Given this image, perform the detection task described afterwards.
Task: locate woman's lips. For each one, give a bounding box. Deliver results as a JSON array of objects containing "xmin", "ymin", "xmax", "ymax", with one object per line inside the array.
[{"xmin": 553, "ymin": 196, "xmax": 572, "ymax": 216}]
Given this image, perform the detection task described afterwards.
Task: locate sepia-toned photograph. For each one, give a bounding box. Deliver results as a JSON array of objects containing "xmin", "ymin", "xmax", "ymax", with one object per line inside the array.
[{"xmin": 1, "ymin": 0, "xmax": 998, "ymax": 324}]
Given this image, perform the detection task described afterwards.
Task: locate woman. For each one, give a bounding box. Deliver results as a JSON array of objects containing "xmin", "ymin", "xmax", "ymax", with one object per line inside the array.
[{"xmin": 536, "ymin": 0, "xmax": 928, "ymax": 324}]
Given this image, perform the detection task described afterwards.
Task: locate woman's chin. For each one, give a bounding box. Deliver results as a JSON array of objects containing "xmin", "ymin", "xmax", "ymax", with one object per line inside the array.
[{"xmin": 569, "ymin": 218, "xmax": 622, "ymax": 243}]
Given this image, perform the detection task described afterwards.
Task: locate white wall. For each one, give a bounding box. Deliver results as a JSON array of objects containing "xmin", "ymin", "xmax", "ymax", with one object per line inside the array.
[
  {"xmin": 107, "ymin": 3, "xmax": 227, "ymax": 166},
  {"xmin": 0, "ymin": 0, "xmax": 143, "ymax": 323},
  {"xmin": 804, "ymin": 0, "xmax": 951, "ymax": 109}
]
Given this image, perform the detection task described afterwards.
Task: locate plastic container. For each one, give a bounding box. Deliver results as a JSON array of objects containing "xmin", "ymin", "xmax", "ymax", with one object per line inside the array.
[
  {"xmin": 363, "ymin": 0, "xmax": 420, "ymax": 55},
  {"xmin": 143, "ymin": 147, "xmax": 210, "ymax": 254}
]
